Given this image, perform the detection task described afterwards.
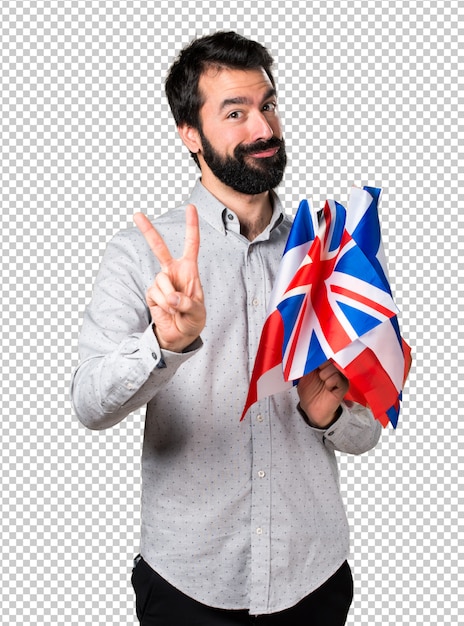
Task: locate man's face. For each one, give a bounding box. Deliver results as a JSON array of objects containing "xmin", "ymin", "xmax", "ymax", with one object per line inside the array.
[{"xmin": 194, "ymin": 67, "xmax": 286, "ymax": 195}]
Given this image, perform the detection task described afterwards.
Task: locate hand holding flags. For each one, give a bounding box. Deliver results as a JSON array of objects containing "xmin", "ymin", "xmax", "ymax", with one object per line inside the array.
[{"xmin": 242, "ymin": 187, "xmax": 411, "ymax": 428}]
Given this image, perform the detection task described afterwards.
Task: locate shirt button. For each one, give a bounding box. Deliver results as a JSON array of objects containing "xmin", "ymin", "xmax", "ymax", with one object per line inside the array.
[
  {"xmin": 258, "ymin": 470, "xmax": 266, "ymax": 478},
  {"xmin": 256, "ymin": 527, "xmax": 263, "ymax": 535},
  {"xmin": 227, "ymin": 213, "xmax": 234, "ymax": 221},
  {"xmin": 252, "ymin": 298, "xmax": 259, "ymax": 306},
  {"xmin": 256, "ymin": 414, "xmax": 264, "ymax": 423},
  {"xmin": 151, "ymin": 352, "xmax": 157, "ymax": 360}
]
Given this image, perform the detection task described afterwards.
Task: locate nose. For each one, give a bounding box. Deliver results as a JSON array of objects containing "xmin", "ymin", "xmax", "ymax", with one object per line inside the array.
[{"xmin": 249, "ymin": 111, "xmax": 274, "ymax": 142}]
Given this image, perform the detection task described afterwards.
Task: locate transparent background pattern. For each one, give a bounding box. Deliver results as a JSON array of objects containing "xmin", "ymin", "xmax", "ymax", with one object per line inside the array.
[{"xmin": 1, "ymin": 1, "xmax": 462, "ymax": 624}]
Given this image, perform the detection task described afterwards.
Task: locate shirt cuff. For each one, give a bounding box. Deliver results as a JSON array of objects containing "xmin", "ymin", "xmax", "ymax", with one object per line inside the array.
[{"xmin": 140, "ymin": 324, "xmax": 203, "ymax": 370}]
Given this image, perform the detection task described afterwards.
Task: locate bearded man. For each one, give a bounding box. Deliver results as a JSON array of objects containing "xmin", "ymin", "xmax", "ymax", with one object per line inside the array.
[{"xmin": 71, "ymin": 31, "xmax": 381, "ymax": 626}]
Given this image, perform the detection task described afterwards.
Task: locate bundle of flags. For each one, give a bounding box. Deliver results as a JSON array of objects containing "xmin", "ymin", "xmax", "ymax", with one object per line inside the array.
[{"xmin": 242, "ymin": 186, "xmax": 411, "ymax": 428}]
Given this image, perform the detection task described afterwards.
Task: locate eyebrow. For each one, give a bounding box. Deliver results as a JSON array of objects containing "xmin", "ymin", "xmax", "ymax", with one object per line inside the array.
[{"xmin": 219, "ymin": 88, "xmax": 277, "ymax": 111}]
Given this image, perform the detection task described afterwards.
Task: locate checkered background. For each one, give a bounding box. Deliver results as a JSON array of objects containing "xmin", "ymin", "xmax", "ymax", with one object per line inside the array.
[{"xmin": 1, "ymin": 0, "xmax": 462, "ymax": 624}]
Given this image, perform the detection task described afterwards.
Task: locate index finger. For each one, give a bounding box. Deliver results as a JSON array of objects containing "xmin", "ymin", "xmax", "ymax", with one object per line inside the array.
[
  {"xmin": 183, "ymin": 204, "xmax": 200, "ymax": 262},
  {"xmin": 133, "ymin": 212, "xmax": 173, "ymax": 269}
]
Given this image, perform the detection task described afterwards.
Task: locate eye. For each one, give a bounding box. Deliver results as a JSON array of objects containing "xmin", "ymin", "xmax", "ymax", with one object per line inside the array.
[
  {"xmin": 227, "ymin": 110, "xmax": 242, "ymax": 119},
  {"xmin": 263, "ymin": 102, "xmax": 277, "ymax": 113}
]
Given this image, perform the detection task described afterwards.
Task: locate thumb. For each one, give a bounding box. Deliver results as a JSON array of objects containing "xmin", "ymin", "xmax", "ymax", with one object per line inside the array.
[
  {"xmin": 166, "ymin": 293, "xmax": 181, "ymax": 309},
  {"xmin": 166, "ymin": 292, "xmax": 196, "ymax": 316}
]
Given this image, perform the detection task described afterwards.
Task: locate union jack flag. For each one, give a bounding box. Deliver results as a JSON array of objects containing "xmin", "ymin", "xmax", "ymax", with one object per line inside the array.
[{"xmin": 242, "ymin": 187, "xmax": 411, "ymax": 428}]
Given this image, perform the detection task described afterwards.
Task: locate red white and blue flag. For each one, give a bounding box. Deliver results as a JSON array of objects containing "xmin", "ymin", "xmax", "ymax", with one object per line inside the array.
[{"xmin": 242, "ymin": 186, "xmax": 411, "ymax": 428}]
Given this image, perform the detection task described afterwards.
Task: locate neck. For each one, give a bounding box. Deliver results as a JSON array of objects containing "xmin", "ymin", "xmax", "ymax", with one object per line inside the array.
[{"xmin": 200, "ymin": 173, "xmax": 273, "ymax": 241}]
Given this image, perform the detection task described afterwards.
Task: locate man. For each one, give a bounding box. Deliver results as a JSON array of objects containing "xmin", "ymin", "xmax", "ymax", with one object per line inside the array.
[{"xmin": 71, "ymin": 31, "xmax": 382, "ymax": 625}]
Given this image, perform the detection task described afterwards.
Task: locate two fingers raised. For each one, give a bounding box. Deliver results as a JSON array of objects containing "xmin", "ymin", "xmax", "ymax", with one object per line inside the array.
[{"xmin": 133, "ymin": 204, "xmax": 200, "ymax": 271}]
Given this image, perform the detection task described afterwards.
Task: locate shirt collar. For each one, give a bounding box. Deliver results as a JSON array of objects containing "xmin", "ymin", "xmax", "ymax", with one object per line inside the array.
[{"xmin": 188, "ymin": 179, "xmax": 285, "ymax": 241}]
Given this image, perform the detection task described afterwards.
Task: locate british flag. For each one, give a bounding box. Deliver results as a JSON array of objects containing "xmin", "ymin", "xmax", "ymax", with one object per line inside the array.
[{"xmin": 242, "ymin": 187, "xmax": 411, "ymax": 428}]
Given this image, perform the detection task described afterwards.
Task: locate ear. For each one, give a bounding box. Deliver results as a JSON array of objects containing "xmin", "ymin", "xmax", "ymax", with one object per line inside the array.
[{"xmin": 178, "ymin": 124, "xmax": 202, "ymax": 155}]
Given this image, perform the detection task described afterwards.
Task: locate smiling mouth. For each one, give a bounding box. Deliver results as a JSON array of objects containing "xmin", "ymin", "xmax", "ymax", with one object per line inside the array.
[{"xmin": 248, "ymin": 147, "xmax": 280, "ymax": 159}]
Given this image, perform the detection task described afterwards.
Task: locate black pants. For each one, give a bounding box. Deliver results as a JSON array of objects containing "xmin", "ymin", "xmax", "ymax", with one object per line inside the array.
[{"xmin": 131, "ymin": 556, "xmax": 353, "ymax": 625}]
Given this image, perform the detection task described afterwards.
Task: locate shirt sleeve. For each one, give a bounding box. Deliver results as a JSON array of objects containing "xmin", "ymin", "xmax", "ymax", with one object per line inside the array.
[
  {"xmin": 306, "ymin": 401, "xmax": 382, "ymax": 455},
  {"xmin": 70, "ymin": 228, "xmax": 202, "ymax": 430}
]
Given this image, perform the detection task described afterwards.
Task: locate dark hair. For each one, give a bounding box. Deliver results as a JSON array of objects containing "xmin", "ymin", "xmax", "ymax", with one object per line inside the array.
[{"xmin": 165, "ymin": 31, "xmax": 275, "ymax": 131}]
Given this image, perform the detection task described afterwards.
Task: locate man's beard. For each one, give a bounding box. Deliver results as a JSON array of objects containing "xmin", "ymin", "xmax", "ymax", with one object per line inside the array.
[{"xmin": 198, "ymin": 130, "xmax": 287, "ymax": 195}]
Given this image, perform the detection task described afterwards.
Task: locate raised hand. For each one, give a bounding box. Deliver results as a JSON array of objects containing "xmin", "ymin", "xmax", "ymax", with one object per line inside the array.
[
  {"xmin": 133, "ymin": 204, "xmax": 206, "ymax": 353},
  {"xmin": 297, "ymin": 360, "xmax": 349, "ymax": 428}
]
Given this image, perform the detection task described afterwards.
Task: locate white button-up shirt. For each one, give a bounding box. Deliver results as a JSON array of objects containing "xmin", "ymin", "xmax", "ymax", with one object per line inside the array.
[{"xmin": 71, "ymin": 180, "xmax": 381, "ymax": 615}]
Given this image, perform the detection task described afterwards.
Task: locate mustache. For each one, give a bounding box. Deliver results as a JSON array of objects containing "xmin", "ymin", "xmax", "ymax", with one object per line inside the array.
[{"xmin": 235, "ymin": 136, "xmax": 285, "ymax": 157}]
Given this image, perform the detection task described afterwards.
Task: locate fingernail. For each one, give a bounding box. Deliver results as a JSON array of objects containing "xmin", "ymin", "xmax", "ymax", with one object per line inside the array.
[{"xmin": 167, "ymin": 294, "xmax": 180, "ymax": 308}]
